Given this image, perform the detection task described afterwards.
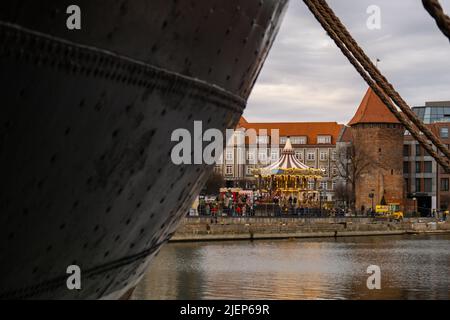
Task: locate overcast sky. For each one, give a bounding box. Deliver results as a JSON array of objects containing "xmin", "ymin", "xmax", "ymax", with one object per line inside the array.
[{"xmin": 245, "ymin": 0, "xmax": 450, "ymax": 124}]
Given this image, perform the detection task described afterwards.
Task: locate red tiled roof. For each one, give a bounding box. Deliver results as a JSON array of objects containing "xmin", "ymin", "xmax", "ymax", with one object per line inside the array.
[
  {"xmin": 337, "ymin": 125, "xmax": 353, "ymax": 143},
  {"xmin": 237, "ymin": 117, "xmax": 343, "ymax": 145},
  {"xmin": 348, "ymin": 88, "xmax": 400, "ymax": 126}
]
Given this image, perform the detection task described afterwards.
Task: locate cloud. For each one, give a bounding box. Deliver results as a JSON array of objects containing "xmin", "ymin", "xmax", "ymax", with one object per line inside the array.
[{"xmin": 245, "ymin": 0, "xmax": 450, "ymax": 124}]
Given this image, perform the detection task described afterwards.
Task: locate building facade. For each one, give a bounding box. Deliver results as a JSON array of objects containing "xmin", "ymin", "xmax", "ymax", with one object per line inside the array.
[
  {"xmin": 403, "ymin": 111, "xmax": 450, "ymax": 215},
  {"xmin": 215, "ymin": 117, "xmax": 344, "ymax": 202},
  {"xmin": 412, "ymin": 101, "xmax": 450, "ymax": 124}
]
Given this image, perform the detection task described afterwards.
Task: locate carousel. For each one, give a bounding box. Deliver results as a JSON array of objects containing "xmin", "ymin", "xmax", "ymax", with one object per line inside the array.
[{"xmin": 253, "ymin": 138, "xmax": 325, "ymax": 207}]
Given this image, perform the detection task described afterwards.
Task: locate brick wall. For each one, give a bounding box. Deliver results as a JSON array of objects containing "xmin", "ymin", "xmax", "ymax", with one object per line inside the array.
[{"xmin": 352, "ymin": 124, "xmax": 404, "ymax": 212}]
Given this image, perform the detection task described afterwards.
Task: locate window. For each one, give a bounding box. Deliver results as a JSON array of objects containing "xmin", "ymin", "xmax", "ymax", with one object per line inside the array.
[
  {"xmin": 416, "ymin": 145, "xmax": 421, "ymax": 156},
  {"xmin": 246, "ymin": 166, "xmax": 253, "ymax": 175},
  {"xmin": 403, "ymin": 145, "xmax": 410, "ymax": 157},
  {"xmin": 271, "ymin": 150, "xmax": 279, "ymax": 161},
  {"xmin": 403, "ymin": 162, "xmax": 409, "ymax": 174},
  {"xmin": 226, "ymin": 150, "xmax": 234, "ymax": 161},
  {"xmin": 226, "ymin": 165, "xmax": 233, "ymax": 175},
  {"xmin": 258, "ymin": 151, "xmax": 267, "ymax": 161},
  {"xmin": 320, "ymin": 181, "xmax": 327, "ymax": 190},
  {"xmin": 424, "ymin": 178, "xmax": 432, "ymax": 193},
  {"xmin": 440, "ymin": 127, "xmax": 449, "ymax": 138},
  {"xmin": 424, "ymin": 161, "xmax": 433, "ymax": 173},
  {"xmin": 257, "ymin": 135, "xmax": 269, "ymax": 144},
  {"xmin": 441, "ymin": 178, "xmax": 449, "ymax": 192},
  {"xmin": 247, "ymin": 151, "xmax": 255, "ymax": 161},
  {"xmin": 415, "ymin": 162, "xmax": 421, "ymax": 173},
  {"xmin": 308, "ymin": 181, "xmax": 315, "ymax": 190},
  {"xmin": 332, "ymin": 181, "xmax": 336, "ymax": 190},
  {"xmin": 295, "ymin": 151, "xmax": 303, "ymax": 160},
  {"xmin": 214, "ymin": 165, "xmax": 222, "ymax": 174},
  {"xmin": 320, "ymin": 152, "xmax": 328, "ymax": 161},
  {"xmin": 307, "ymin": 152, "xmax": 315, "ymax": 161},
  {"xmin": 317, "ymin": 135, "xmax": 332, "ymax": 144},
  {"xmin": 291, "ymin": 136, "xmax": 307, "ymax": 145},
  {"xmin": 415, "ymin": 178, "xmax": 421, "ymax": 192}
]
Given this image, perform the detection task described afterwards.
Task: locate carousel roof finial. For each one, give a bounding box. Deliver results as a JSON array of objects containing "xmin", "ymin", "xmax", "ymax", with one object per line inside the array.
[
  {"xmin": 283, "ymin": 137, "xmax": 294, "ymax": 155},
  {"xmin": 284, "ymin": 137, "xmax": 292, "ymax": 149}
]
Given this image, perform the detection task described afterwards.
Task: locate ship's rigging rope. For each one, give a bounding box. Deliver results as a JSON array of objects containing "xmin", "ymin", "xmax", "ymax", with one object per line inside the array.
[
  {"xmin": 303, "ymin": 0, "xmax": 450, "ymax": 171},
  {"xmin": 423, "ymin": 0, "xmax": 450, "ymax": 41}
]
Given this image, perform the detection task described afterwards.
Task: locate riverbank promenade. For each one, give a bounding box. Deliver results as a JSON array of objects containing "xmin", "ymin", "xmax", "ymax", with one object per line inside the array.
[{"xmin": 171, "ymin": 217, "xmax": 450, "ymax": 242}]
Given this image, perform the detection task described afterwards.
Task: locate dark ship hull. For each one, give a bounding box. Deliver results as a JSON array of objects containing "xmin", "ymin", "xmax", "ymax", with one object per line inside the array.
[{"xmin": 0, "ymin": 0, "xmax": 288, "ymax": 299}]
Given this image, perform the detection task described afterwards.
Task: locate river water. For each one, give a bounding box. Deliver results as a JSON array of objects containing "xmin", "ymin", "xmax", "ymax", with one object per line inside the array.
[{"xmin": 133, "ymin": 234, "xmax": 450, "ymax": 300}]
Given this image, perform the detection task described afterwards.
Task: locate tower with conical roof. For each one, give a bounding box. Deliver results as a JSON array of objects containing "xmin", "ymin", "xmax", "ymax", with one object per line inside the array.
[{"xmin": 349, "ymin": 88, "xmax": 404, "ymax": 213}]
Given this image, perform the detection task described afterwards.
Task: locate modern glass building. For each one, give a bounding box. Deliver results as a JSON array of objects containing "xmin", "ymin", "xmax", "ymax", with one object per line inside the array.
[{"xmin": 413, "ymin": 101, "xmax": 450, "ymax": 124}]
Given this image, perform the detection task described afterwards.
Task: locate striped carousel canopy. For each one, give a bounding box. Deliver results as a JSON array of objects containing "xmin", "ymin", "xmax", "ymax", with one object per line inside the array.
[{"xmin": 256, "ymin": 138, "xmax": 324, "ymax": 177}]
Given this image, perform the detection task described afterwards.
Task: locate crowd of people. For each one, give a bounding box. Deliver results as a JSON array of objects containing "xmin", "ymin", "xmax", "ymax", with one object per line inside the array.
[
  {"xmin": 196, "ymin": 193, "xmax": 257, "ymax": 217},
  {"xmin": 192, "ymin": 191, "xmax": 450, "ymax": 220},
  {"xmin": 193, "ymin": 191, "xmax": 332, "ymax": 217}
]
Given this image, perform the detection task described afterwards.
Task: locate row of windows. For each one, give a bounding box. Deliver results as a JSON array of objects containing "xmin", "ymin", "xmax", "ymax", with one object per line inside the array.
[
  {"xmin": 239, "ymin": 135, "xmax": 334, "ymax": 145},
  {"xmin": 408, "ymin": 178, "xmax": 433, "ymax": 193},
  {"xmin": 403, "ymin": 161, "xmax": 433, "ymax": 174},
  {"xmin": 403, "ymin": 145, "xmax": 433, "ymax": 157},
  {"xmin": 280, "ymin": 136, "xmax": 332, "ymax": 145},
  {"xmin": 224, "ymin": 150, "xmax": 336, "ymax": 162},
  {"xmin": 413, "ymin": 106, "xmax": 450, "ymax": 124},
  {"xmin": 356, "ymin": 123, "xmax": 402, "ymax": 129},
  {"xmin": 405, "ymin": 178, "xmax": 450, "ymax": 193},
  {"xmin": 280, "ymin": 136, "xmax": 308, "ymax": 145}
]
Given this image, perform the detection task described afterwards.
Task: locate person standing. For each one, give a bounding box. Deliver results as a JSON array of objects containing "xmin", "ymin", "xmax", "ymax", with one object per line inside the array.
[{"xmin": 224, "ymin": 196, "xmax": 230, "ymax": 215}]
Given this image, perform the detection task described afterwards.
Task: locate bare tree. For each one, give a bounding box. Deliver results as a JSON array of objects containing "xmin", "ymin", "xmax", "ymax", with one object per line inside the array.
[
  {"xmin": 334, "ymin": 182, "xmax": 353, "ymax": 206},
  {"xmin": 334, "ymin": 143, "xmax": 373, "ymax": 211}
]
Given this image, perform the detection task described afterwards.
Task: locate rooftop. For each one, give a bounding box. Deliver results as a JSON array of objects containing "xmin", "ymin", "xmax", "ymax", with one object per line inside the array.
[
  {"xmin": 348, "ymin": 88, "xmax": 400, "ymax": 126},
  {"xmin": 237, "ymin": 117, "xmax": 344, "ymax": 145},
  {"xmin": 425, "ymin": 101, "xmax": 450, "ymax": 107}
]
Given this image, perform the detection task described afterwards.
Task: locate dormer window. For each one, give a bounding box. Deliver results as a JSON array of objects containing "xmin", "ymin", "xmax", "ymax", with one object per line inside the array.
[
  {"xmin": 291, "ymin": 136, "xmax": 307, "ymax": 145},
  {"xmin": 317, "ymin": 135, "xmax": 331, "ymax": 144}
]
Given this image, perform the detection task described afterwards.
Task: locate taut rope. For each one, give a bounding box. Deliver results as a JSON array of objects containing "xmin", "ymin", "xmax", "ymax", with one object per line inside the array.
[
  {"xmin": 303, "ymin": 0, "xmax": 450, "ymax": 171},
  {"xmin": 423, "ymin": 0, "xmax": 450, "ymax": 41}
]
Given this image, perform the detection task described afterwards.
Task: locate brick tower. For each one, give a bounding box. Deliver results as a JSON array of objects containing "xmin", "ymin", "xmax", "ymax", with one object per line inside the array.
[{"xmin": 348, "ymin": 88, "xmax": 404, "ymax": 213}]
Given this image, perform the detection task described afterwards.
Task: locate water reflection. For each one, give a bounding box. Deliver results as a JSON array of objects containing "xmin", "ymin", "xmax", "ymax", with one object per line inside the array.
[{"xmin": 133, "ymin": 234, "xmax": 450, "ymax": 300}]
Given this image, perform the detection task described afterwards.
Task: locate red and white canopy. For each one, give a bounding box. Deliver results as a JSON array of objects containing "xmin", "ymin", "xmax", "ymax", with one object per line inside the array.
[{"xmin": 257, "ymin": 138, "xmax": 323, "ymax": 177}]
